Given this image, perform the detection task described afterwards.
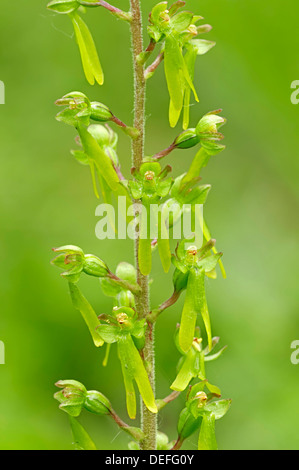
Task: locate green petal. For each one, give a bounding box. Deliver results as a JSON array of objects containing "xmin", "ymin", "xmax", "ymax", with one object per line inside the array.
[
  {"xmin": 205, "ymin": 399, "xmax": 232, "ymax": 420},
  {"xmin": 189, "ymin": 39, "xmax": 216, "ymax": 56}
]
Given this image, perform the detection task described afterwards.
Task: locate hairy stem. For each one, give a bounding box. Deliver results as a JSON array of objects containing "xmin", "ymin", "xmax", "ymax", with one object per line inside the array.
[{"xmin": 130, "ymin": 0, "xmax": 157, "ymax": 451}]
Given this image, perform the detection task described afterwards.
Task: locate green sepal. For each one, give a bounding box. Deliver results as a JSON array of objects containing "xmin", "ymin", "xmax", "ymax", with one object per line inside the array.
[
  {"xmin": 147, "ymin": 24, "xmax": 163, "ymax": 43},
  {"xmin": 83, "ymin": 254, "xmax": 109, "ymax": 278},
  {"xmin": 84, "ymin": 390, "xmax": 111, "ymax": 415},
  {"xmin": 174, "ymin": 128, "xmax": 200, "ymax": 149},
  {"xmin": 188, "ymin": 39, "xmax": 216, "ymax": 55},
  {"xmin": 128, "ymin": 180, "xmax": 143, "ymax": 199},
  {"xmin": 198, "ymin": 252, "xmax": 223, "ymax": 273},
  {"xmin": 56, "ymin": 106, "xmax": 90, "ymax": 127},
  {"xmin": 71, "ymin": 149, "xmax": 89, "ymax": 165},
  {"xmin": 96, "ymin": 324, "xmax": 119, "ymax": 344},
  {"xmin": 205, "ymin": 399, "xmax": 232, "ymax": 420},
  {"xmin": 169, "ymin": 1, "xmax": 186, "ymax": 17},
  {"xmin": 170, "ymin": 11, "xmax": 193, "ymax": 33}
]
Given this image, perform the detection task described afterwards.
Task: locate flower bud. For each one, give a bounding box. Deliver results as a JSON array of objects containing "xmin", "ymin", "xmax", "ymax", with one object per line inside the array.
[
  {"xmin": 90, "ymin": 102, "xmax": 113, "ymax": 122},
  {"xmin": 83, "ymin": 254, "xmax": 110, "ymax": 278},
  {"xmin": 51, "ymin": 246, "xmax": 85, "ymax": 283},
  {"xmin": 54, "ymin": 380, "xmax": 87, "ymax": 417},
  {"xmin": 174, "ymin": 129, "xmax": 200, "ymax": 149},
  {"xmin": 47, "ymin": 0, "xmax": 79, "ymax": 14},
  {"xmin": 88, "ymin": 124, "xmax": 114, "ymax": 148},
  {"xmin": 117, "ymin": 290, "xmax": 135, "ymax": 308},
  {"xmin": 84, "ymin": 390, "xmax": 111, "ymax": 415}
]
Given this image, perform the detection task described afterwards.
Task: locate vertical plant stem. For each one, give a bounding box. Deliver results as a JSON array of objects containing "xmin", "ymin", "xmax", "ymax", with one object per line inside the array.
[{"xmin": 129, "ymin": 0, "xmax": 157, "ymax": 450}]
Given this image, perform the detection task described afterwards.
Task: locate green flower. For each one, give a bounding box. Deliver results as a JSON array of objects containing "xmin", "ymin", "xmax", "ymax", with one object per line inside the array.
[
  {"xmin": 171, "ymin": 326, "xmax": 226, "ymax": 392},
  {"xmin": 128, "ymin": 161, "xmax": 173, "ymax": 276},
  {"xmin": 51, "ymin": 245, "xmax": 85, "ymax": 283},
  {"xmin": 177, "ymin": 381, "xmax": 231, "ymax": 449},
  {"xmin": 51, "ymin": 245, "xmax": 109, "ymax": 282},
  {"xmin": 171, "ymin": 238, "xmax": 223, "ymax": 352},
  {"xmin": 146, "ymin": 2, "xmax": 216, "ymax": 128},
  {"xmin": 196, "ymin": 110, "xmax": 227, "ymax": 154},
  {"xmin": 97, "ymin": 307, "xmax": 157, "ymax": 419},
  {"xmin": 54, "ymin": 380, "xmax": 87, "ymax": 417}
]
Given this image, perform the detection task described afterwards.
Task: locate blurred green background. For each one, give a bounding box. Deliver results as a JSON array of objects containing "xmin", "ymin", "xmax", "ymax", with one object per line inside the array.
[{"xmin": 0, "ymin": 0, "xmax": 298, "ymax": 450}]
